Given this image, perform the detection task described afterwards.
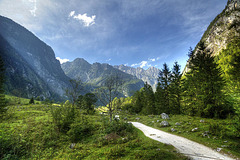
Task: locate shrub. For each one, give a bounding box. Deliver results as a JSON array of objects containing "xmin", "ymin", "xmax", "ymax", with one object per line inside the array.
[
  {"xmin": 50, "ymin": 101, "xmax": 75, "ymax": 133},
  {"xmin": 103, "ymin": 119, "xmax": 134, "ymax": 137},
  {"xmin": 67, "ymin": 116, "xmax": 94, "ymax": 142}
]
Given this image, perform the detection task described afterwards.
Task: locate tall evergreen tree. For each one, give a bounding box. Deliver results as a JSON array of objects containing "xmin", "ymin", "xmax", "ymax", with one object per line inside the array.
[
  {"xmin": 132, "ymin": 90, "xmax": 144, "ymax": 114},
  {"xmin": 0, "ymin": 54, "xmax": 6, "ymax": 114},
  {"xmin": 182, "ymin": 42, "xmax": 232, "ymax": 118},
  {"xmin": 169, "ymin": 62, "xmax": 182, "ymax": 114},
  {"xmin": 141, "ymin": 82, "xmax": 155, "ymax": 115},
  {"xmin": 155, "ymin": 63, "xmax": 171, "ymax": 114}
]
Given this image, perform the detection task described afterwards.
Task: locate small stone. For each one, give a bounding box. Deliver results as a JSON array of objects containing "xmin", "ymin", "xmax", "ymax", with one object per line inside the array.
[
  {"xmin": 171, "ymin": 128, "xmax": 177, "ymax": 132},
  {"xmin": 200, "ymin": 120, "xmax": 205, "ymax": 123},
  {"xmin": 192, "ymin": 128, "xmax": 198, "ymax": 132},
  {"xmin": 156, "ymin": 148, "xmax": 161, "ymax": 151},
  {"xmin": 152, "ymin": 121, "xmax": 154, "ymax": 123},
  {"xmin": 136, "ymin": 117, "xmax": 140, "ymax": 120},
  {"xmin": 161, "ymin": 113, "xmax": 169, "ymax": 119},
  {"xmin": 124, "ymin": 117, "xmax": 128, "ymax": 120},
  {"xmin": 221, "ymin": 145, "xmax": 228, "ymax": 148},
  {"xmin": 224, "ymin": 141, "xmax": 228, "ymax": 143},
  {"xmin": 175, "ymin": 122, "xmax": 181, "ymax": 126},
  {"xmin": 150, "ymin": 134, "xmax": 156, "ymax": 136},
  {"xmin": 157, "ymin": 120, "xmax": 160, "ymax": 123},
  {"xmin": 70, "ymin": 143, "xmax": 76, "ymax": 149},
  {"xmin": 216, "ymin": 148, "xmax": 222, "ymax": 152}
]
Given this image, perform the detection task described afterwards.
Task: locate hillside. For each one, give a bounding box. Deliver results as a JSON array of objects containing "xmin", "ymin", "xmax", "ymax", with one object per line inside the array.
[
  {"xmin": 61, "ymin": 58, "xmax": 144, "ymax": 97},
  {"xmin": 0, "ymin": 15, "xmax": 70, "ymax": 100},
  {"xmin": 183, "ymin": 0, "xmax": 240, "ymax": 74}
]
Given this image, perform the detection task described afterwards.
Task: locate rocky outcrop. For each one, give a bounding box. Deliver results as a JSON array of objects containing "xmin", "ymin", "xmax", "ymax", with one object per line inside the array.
[
  {"xmin": 183, "ymin": 0, "xmax": 240, "ymax": 74},
  {"xmin": 114, "ymin": 65, "xmax": 159, "ymax": 91}
]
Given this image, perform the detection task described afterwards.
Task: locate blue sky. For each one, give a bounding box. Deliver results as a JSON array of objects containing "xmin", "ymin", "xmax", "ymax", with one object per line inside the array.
[{"xmin": 0, "ymin": 0, "xmax": 228, "ymax": 70}]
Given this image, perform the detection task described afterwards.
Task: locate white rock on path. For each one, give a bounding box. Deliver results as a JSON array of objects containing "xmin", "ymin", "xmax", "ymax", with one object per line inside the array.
[{"xmin": 131, "ymin": 122, "xmax": 234, "ymax": 160}]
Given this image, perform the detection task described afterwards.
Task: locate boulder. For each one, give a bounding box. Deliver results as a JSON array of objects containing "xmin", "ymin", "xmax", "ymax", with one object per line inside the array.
[
  {"xmin": 161, "ymin": 113, "xmax": 169, "ymax": 119},
  {"xmin": 160, "ymin": 121, "xmax": 170, "ymax": 127}
]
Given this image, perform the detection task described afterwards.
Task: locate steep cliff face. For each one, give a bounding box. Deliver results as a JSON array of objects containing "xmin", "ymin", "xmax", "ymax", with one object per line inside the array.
[
  {"xmin": 62, "ymin": 58, "xmax": 144, "ymax": 96},
  {"xmin": 0, "ymin": 16, "xmax": 70, "ymax": 99},
  {"xmin": 183, "ymin": 0, "xmax": 240, "ymax": 74},
  {"xmin": 114, "ymin": 65, "xmax": 159, "ymax": 91}
]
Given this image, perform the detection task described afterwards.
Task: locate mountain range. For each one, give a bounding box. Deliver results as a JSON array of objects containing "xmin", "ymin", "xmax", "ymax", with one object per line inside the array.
[
  {"xmin": 0, "ymin": 15, "xmax": 159, "ymax": 100},
  {"xmin": 0, "ymin": 0, "xmax": 239, "ymax": 101}
]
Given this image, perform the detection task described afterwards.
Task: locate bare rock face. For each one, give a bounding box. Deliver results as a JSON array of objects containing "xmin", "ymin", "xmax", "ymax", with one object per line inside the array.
[
  {"xmin": 183, "ymin": 0, "xmax": 240, "ymax": 74},
  {"xmin": 114, "ymin": 65, "xmax": 159, "ymax": 91}
]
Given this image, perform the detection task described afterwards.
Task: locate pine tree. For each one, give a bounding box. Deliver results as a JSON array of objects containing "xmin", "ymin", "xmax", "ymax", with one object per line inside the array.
[
  {"xmin": 0, "ymin": 54, "xmax": 6, "ymax": 114},
  {"xmin": 141, "ymin": 82, "xmax": 155, "ymax": 115},
  {"xmin": 182, "ymin": 42, "xmax": 232, "ymax": 118},
  {"xmin": 155, "ymin": 63, "xmax": 171, "ymax": 114},
  {"xmin": 29, "ymin": 97, "xmax": 35, "ymax": 104},
  {"xmin": 169, "ymin": 62, "xmax": 182, "ymax": 114}
]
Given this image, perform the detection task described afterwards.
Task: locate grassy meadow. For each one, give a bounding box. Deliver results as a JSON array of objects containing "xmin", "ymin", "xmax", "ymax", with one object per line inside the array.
[{"xmin": 0, "ymin": 96, "xmax": 187, "ymax": 160}]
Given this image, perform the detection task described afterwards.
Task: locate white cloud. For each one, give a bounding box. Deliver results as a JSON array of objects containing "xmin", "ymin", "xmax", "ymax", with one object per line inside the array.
[
  {"xmin": 69, "ymin": 11, "xmax": 75, "ymax": 17},
  {"xmin": 106, "ymin": 58, "xmax": 111, "ymax": 62},
  {"xmin": 69, "ymin": 11, "xmax": 96, "ymax": 27},
  {"xmin": 29, "ymin": 0, "xmax": 37, "ymax": 17},
  {"xmin": 149, "ymin": 58, "xmax": 156, "ymax": 62},
  {"xmin": 131, "ymin": 60, "xmax": 151, "ymax": 68},
  {"xmin": 56, "ymin": 57, "xmax": 69, "ymax": 64},
  {"xmin": 140, "ymin": 61, "xmax": 148, "ymax": 68}
]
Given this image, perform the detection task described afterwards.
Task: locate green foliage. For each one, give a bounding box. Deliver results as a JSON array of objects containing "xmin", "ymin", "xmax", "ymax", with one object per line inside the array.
[
  {"xmin": 67, "ymin": 115, "xmax": 95, "ymax": 142},
  {"xmin": 155, "ymin": 63, "xmax": 171, "ymax": 114},
  {"xmin": 29, "ymin": 97, "xmax": 34, "ymax": 104},
  {"xmin": 141, "ymin": 82, "xmax": 155, "ymax": 115},
  {"xmin": 169, "ymin": 62, "xmax": 182, "ymax": 114},
  {"xmin": 77, "ymin": 93, "xmax": 97, "ymax": 114},
  {"xmin": 217, "ymin": 37, "xmax": 240, "ymax": 116},
  {"xmin": 50, "ymin": 101, "xmax": 75, "ymax": 133},
  {"xmin": 0, "ymin": 125, "xmax": 30, "ymax": 159},
  {"xmin": 182, "ymin": 42, "xmax": 233, "ymax": 118},
  {"xmin": 103, "ymin": 119, "xmax": 134, "ymax": 137},
  {"xmin": 0, "ymin": 54, "xmax": 6, "ymax": 115}
]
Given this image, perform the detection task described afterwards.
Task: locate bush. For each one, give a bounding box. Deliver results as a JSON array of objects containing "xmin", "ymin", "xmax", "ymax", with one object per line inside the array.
[
  {"xmin": 0, "ymin": 127, "xmax": 30, "ymax": 159},
  {"xmin": 50, "ymin": 101, "xmax": 75, "ymax": 133},
  {"xmin": 67, "ymin": 116, "xmax": 94, "ymax": 142},
  {"xmin": 103, "ymin": 119, "xmax": 134, "ymax": 136}
]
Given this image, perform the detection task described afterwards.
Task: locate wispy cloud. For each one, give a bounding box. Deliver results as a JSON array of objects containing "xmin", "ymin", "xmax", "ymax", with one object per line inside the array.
[
  {"xmin": 69, "ymin": 11, "xmax": 96, "ymax": 27},
  {"xmin": 29, "ymin": 0, "xmax": 37, "ymax": 17},
  {"xmin": 56, "ymin": 57, "xmax": 69, "ymax": 64}
]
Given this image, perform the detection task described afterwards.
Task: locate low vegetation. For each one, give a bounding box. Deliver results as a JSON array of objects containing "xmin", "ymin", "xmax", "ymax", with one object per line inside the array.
[{"xmin": 0, "ymin": 102, "xmax": 187, "ymax": 159}]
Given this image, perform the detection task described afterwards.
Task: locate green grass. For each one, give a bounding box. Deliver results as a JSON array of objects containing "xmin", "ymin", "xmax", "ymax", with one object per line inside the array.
[
  {"xmin": 127, "ymin": 114, "xmax": 240, "ymax": 159},
  {"xmin": 0, "ymin": 103, "xmax": 187, "ymax": 159}
]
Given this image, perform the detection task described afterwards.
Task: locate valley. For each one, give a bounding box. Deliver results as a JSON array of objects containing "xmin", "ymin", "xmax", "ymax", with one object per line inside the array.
[{"xmin": 0, "ymin": 0, "xmax": 240, "ymax": 159}]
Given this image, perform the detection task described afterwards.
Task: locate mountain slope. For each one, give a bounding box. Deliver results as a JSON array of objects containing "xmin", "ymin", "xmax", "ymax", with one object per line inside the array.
[
  {"xmin": 114, "ymin": 65, "xmax": 159, "ymax": 91},
  {"xmin": 183, "ymin": 0, "xmax": 240, "ymax": 74},
  {"xmin": 0, "ymin": 15, "xmax": 70, "ymax": 100},
  {"xmin": 61, "ymin": 58, "xmax": 144, "ymax": 96}
]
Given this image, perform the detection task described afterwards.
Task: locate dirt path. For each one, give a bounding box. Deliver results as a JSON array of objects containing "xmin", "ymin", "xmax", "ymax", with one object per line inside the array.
[{"xmin": 131, "ymin": 122, "xmax": 235, "ymax": 160}]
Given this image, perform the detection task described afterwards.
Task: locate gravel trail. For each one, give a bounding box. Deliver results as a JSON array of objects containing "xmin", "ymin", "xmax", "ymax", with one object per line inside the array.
[{"xmin": 131, "ymin": 122, "xmax": 235, "ymax": 160}]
